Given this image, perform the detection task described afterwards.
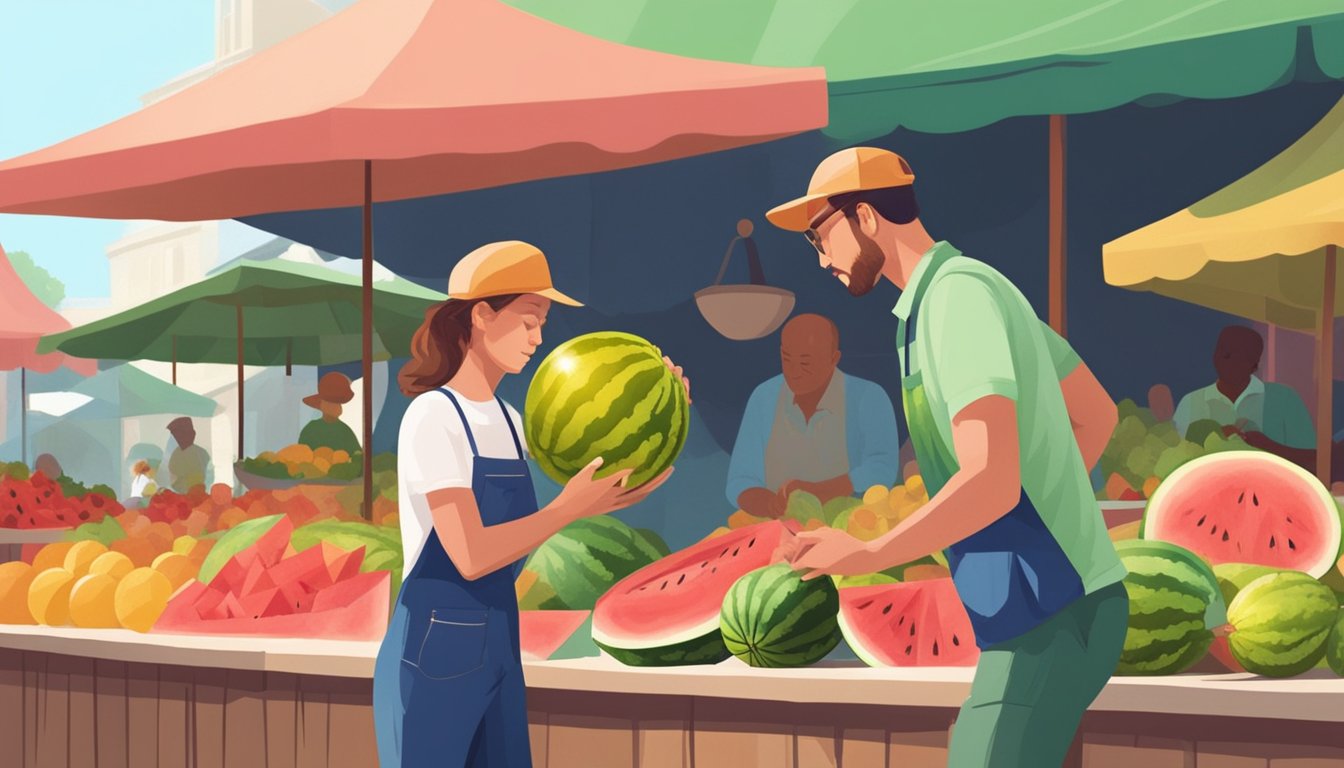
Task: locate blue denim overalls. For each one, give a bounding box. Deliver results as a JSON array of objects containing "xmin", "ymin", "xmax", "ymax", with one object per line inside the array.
[
  {"xmin": 373, "ymin": 389, "xmax": 537, "ymax": 766},
  {"xmin": 899, "ymin": 258, "xmax": 1084, "ymax": 648}
]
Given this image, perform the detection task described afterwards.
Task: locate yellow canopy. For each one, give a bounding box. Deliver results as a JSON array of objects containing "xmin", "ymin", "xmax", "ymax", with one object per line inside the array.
[{"xmin": 1103, "ymin": 98, "xmax": 1344, "ymax": 331}]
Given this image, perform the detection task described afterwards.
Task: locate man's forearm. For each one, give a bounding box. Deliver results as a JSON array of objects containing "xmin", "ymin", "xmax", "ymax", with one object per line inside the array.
[{"xmin": 866, "ymin": 466, "xmax": 1015, "ymax": 570}]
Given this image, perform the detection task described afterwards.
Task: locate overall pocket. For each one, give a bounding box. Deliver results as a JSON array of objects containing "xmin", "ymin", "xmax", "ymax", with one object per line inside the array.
[{"xmin": 407, "ymin": 608, "xmax": 489, "ymax": 680}]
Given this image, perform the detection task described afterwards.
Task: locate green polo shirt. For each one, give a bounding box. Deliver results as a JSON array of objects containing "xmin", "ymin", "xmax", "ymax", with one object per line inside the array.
[
  {"xmin": 893, "ymin": 242, "xmax": 1126, "ymax": 596},
  {"xmin": 1173, "ymin": 377, "xmax": 1315, "ymax": 449}
]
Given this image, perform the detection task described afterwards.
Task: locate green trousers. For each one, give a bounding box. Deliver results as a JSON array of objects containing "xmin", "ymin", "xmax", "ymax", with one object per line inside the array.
[{"xmin": 947, "ymin": 581, "xmax": 1129, "ymax": 768}]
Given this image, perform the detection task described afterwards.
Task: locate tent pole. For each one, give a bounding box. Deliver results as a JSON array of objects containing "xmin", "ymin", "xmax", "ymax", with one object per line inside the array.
[
  {"xmin": 20, "ymin": 367, "xmax": 27, "ymax": 467},
  {"xmin": 172, "ymin": 335, "xmax": 177, "ymax": 385},
  {"xmin": 1317, "ymin": 245, "xmax": 1337, "ymax": 485},
  {"xmin": 362, "ymin": 160, "xmax": 374, "ymax": 521},
  {"xmin": 1049, "ymin": 114, "xmax": 1068, "ymax": 337},
  {"xmin": 286, "ymin": 339, "xmax": 292, "ymax": 377},
  {"xmin": 237, "ymin": 305, "xmax": 245, "ymax": 464}
]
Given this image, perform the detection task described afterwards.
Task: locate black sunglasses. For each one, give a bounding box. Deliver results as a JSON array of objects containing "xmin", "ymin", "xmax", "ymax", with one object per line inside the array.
[{"xmin": 802, "ymin": 195, "xmax": 862, "ymax": 255}]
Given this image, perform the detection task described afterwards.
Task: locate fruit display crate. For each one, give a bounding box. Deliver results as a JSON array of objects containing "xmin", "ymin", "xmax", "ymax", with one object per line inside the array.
[
  {"xmin": 0, "ymin": 527, "xmax": 68, "ymax": 565},
  {"xmin": 2, "ymin": 629, "xmax": 1344, "ymax": 768}
]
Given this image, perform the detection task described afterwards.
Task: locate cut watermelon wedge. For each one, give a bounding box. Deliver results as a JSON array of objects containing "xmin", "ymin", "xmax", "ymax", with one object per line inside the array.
[
  {"xmin": 837, "ymin": 578, "xmax": 979, "ymax": 667},
  {"xmin": 155, "ymin": 571, "xmax": 390, "ymax": 640},
  {"xmin": 519, "ymin": 610, "xmax": 591, "ymax": 661},
  {"xmin": 592, "ymin": 520, "xmax": 797, "ymax": 666}
]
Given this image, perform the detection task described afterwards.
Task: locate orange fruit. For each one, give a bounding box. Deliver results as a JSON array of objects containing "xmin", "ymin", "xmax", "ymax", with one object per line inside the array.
[
  {"xmin": 28, "ymin": 568, "xmax": 76, "ymax": 626},
  {"xmin": 32, "ymin": 542, "xmax": 75, "ymax": 574},
  {"xmin": 114, "ymin": 568, "xmax": 173, "ymax": 633},
  {"xmin": 0, "ymin": 562, "xmax": 37, "ymax": 624},
  {"xmin": 903, "ymin": 564, "xmax": 951, "ymax": 582},
  {"xmin": 218, "ymin": 507, "xmax": 248, "ymax": 530},
  {"xmin": 88, "ymin": 551, "xmax": 135, "ymax": 581},
  {"xmin": 209, "ymin": 483, "xmax": 233, "ymax": 507},
  {"xmin": 64, "ymin": 541, "xmax": 109, "ymax": 578},
  {"xmin": 152, "ymin": 552, "xmax": 196, "ymax": 593},
  {"xmin": 862, "ymin": 485, "xmax": 889, "ymax": 506},
  {"xmin": 727, "ymin": 510, "xmax": 762, "ymax": 530},
  {"xmin": 904, "ymin": 475, "xmax": 926, "ymax": 498},
  {"xmin": 803, "ymin": 518, "xmax": 826, "ymax": 531},
  {"xmin": 851, "ymin": 508, "xmax": 877, "ymax": 529},
  {"xmin": 1142, "ymin": 476, "xmax": 1161, "ymax": 499},
  {"xmin": 147, "ymin": 522, "xmax": 175, "ymax": 549},
  {"xmin": 187, "ymin": 540, "xmax": 214, "ymax": 568},
  {"xmin": 68, "ymin": 574, "xmax": 120, "ymax": 628},
  {"xmin": 111, "ymin": 537, "xmax": 158, "ymax": 569}
]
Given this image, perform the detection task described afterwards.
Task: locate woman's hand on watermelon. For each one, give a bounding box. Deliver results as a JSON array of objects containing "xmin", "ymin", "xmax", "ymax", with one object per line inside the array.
[
  {"xmin": 554, "ymin": 457, "xmax": 675, "ymax": 521},
  {"xmin": 785, "ymin": 527, "xmax": 875, "ymax": 581},
  {"xmin": 663, "ymin": 356, "xmax": 691, "ymax": 404}
]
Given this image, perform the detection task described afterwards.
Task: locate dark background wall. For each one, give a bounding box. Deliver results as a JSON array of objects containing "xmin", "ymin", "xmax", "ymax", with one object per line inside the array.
[{"xmin": 250, "ymin": 80, "xmax": 1344, "ymax": 547}]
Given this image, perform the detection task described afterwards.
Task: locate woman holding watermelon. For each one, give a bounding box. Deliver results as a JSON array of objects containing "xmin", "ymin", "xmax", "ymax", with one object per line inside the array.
[{"xmin": 373, "ymin": 241, "xmax": 685, "ymax": 767}]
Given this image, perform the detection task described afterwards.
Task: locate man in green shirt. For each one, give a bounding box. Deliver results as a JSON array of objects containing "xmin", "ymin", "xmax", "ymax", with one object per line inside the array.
[
  {"xmin": 1173, "ymin": 325, "xmax": 1315, "ymax": 464},
  {"xmin": 299, "ymin": 372, "xmax": 362, "ymax": 456},
  {"xmin": 772, "ymin": 147, "xmax": 1128, "ymax": 767}
]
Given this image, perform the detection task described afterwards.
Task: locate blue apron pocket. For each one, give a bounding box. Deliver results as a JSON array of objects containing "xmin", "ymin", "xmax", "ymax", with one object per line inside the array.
[
  {"xmin": 950, "ymin": 551, "xmax": 1015, "ymax": 620},
  {"xmin": 408, "ymin": 608, "xmax": 489, "ymax": 680}
]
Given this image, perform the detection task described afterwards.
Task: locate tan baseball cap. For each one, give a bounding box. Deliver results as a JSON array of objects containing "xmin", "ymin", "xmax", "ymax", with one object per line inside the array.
[
  {"xmin": 448, "ymin": 241, "xmax": 582, "ymax": 306},
  {"xmin": 766, "ymin": 147, "xmax": 916, "ymax": 232}
]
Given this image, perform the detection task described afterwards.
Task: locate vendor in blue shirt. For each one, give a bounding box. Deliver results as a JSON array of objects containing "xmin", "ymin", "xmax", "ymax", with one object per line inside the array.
[
  {"xmin": 1174, "ymin": 325, "xmax": 1315, "ymax": 465},
  {"xmin": 727, "ymin": 313, "xmax": 900, "ymax": 517}
]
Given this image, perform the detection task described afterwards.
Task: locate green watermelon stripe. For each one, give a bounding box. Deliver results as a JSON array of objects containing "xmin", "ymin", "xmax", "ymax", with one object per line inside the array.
[
  {"xmin": 1124, "ymin": 584, "xmax": 1207, "ymax": 621},
  {"xmin": 1124, "ymin": 619, "xmax": 1207, "ymax": 647},
  {"xmin": 550, "ymin": 366, "xmax": 670, "ymax": 462},
  {"xmin": 764, "ymin": 614, "xmax": 840, "ymax": 654},
  {"xmin": 745, "ymin": 568, "xmax": 804, "ymax": 642},
  {"xmin": 529, "ymin": 347, "xmax": 651, "ymax": 447},
  {"xmin": 558, "ymin": 381, "xmax": 675, "ymax": 473},
  {"xmin": 1123, "ymin": 568, "xmax": 1214, "ymax": 598},
  {"xmin": 759, "ymin": 589, "xmax": 838, "ymax": 647},
  {"xmin": 1125, "ymin": 606, "xmax": 1207, "ymax": 631},
  {"xmin": 549, "ymin": 362, "xmax": 667, "ymax": 458},
  {"xmin": 1119, "ymin": 636, "xmax": 1211, "ymax": 675},
  {"xmin": 644, "ymin": 381, "xmax": 688, "ymax": 475}
]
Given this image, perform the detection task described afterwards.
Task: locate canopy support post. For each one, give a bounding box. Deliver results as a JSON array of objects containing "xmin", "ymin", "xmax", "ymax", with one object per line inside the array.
[
  {"xmin": 237, "ymin": 305, "xmax": 245, "ymax": 464},
  {"xmin": 1049, "ymin": 114, "xmax": 1068, "ymax": 337},
  {"xmin": 362, "ymin": 160, "xmax": 375, "ymax": 521},
  {"xmin": 1316, "ymin": 245, "xmax": 1337, "ymax": 486},
  {"xmin": 20, "ymin": 367, "xmax": 27, "ymax": 467},
  {"xmin": 286, "ymin": 339, "xmax": 292, "ymax": 377},
  {"xmin": 172, "ymin": 335, "xmax": 177, "ymax": 385}
]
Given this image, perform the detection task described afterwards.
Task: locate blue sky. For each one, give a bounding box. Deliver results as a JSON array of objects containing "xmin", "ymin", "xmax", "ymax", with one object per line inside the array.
[{"xmin": 0, "ymin": 2, "xmax": 215, "ymax": 299}]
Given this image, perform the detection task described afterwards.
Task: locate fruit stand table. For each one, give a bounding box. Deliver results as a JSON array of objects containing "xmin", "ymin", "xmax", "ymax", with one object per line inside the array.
[
  {"xmin": 2, "ymin": 631, "xmax": 1344, "ymax": 768},
  {"xmin": 0, "ymin": 528, "xmax": 68, "ymax": 566}
]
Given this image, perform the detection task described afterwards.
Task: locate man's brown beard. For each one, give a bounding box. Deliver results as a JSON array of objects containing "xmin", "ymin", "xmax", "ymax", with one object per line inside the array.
[{"xmin": 846, "ymin": 230, "xmax": 886, "ymax": 297}]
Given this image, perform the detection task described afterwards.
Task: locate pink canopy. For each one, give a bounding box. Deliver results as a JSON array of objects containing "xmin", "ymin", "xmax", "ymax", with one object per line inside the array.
[
  {"xmin": 0, "ymin": 243, "xmax": 95, "ymax": 375},
  {"xmin": 0, "ymin": 0, "xmax": 827, "ymax": 220}
]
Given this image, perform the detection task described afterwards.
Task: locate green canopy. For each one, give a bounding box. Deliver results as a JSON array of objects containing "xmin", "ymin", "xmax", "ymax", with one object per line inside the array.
[
  {"xmin": 71, "ymin": 364, "xmax": 217, "ymax": 419},
  {"xmin": 506, "ymin": 0, "xmax": 1344, "ymax": 139},
  {"xmin": 38, "ymin": 257, "xmax": 446, "ymax": 365}
]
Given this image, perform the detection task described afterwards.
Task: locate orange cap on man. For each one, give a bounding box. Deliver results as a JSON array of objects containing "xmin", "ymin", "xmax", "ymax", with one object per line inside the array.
[{"xmin": 766, "ymin": 147, "xmax": 916, "ymax": 232}]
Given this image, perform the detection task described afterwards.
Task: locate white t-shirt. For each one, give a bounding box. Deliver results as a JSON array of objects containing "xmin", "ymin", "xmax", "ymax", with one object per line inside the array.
[{"xmin": 397, "ymin": 386, "xmax": 528, "ymax": 571}]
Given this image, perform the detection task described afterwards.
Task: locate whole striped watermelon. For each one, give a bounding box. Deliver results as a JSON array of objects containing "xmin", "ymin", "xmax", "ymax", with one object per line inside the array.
[
  {"xmin": 525, "ymin": 332, "xmax": 689, "ymax": 488},
  {"xmin": 524, "ymin": 517, "xmax": 669, "ymax": 610},
  {"xmin": 1325, "ymin": 608, "xmax": 1344, "ymax": 676},
  {"xmin": 1223, "ymin": 571, "xmax": 1336, "ymax": 677},
  {"xmin": 1114, "ymin": 539, "xmax": 1225, "ymax": 676},
  {"xmin": 719, "ymin": 563, "xmax": 840, "ymax": 668}
]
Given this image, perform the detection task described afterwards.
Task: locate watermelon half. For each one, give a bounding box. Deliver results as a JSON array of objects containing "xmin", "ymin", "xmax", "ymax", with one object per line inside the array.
[
  {"xmin": 1142, "ymin": 452, "xmax": 1343, "ymax": 578},
  {"xmin": 592, "ymin": 520, "xmax": 796, "ymax": 666},
  {"xmin": 837, "ymin": 578, "xmax": 979, "ymax": 667}
]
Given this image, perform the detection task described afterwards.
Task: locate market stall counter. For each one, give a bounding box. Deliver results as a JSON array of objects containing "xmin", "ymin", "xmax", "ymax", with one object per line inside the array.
[{"xmin": 2, "ymin": 627, "xmax": 1343, "ymax": 768}]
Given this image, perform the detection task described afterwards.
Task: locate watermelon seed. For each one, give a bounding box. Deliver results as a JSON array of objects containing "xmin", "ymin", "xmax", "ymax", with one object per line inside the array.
[
  {"xmin": 1197, "ymin": 515, "xmax": 1206, "ymax": 527},
  {"xmin": 677, "ymin": 574, "xmax": 686, "ymax": 585},
  {"xmin": 882, "ymin": 603, "xmax": 892, "ymax": 615},
  {"xmin": 733, "ymin": 547, "xmax": 740, "ymax": 557},
  {"xmin": 1269, "ymin": 536, "xmax": 1276, "ymax": 549},
  {"xmin": 1287, "ymin": 516, "xmax": 1293, "ymax": 524},
  {"xmin": 1252, "ymin": 494, "xmax": 1259, "ymax": 507},
  {"xmin": 1221, "ymin": 531, "xmax": 1229, "ymax": 542},
  {"xmin": 856, "ymin": 600, "xmax": 874, "ymax": 610},
  {"xmin": 933, "ymin": 641, "xmax": 940, "ymax": 656},
  {"xmin": 909, "ymin": 623, "xmax": 916, "ymax": 636},
  {"xmin": 1238, "ymin": 492, "xmax": 1245, "ymax": 504},
  {"xmin": 898, "ymin": 616, "xmax": 905, "ymax": 626},
  {"xmin": 748, "ymin": 538, "xmax": 756, "ymax": 548},
  {"xmin": 700, "ymin": 562, "xmax": 707, "ymax": 568},
  {"xmin": 661, "ymin": 581, "xmax": 668, "ymax": 590},
  {"xmin": 952, "ymin": 635, "xmax": 961, "ymax": 646},
  {"xmin": 904, "ymin": 645, "xmax": 912, "ymax": 656},
  {"xmin": 711, "ymin": 567, "xmax": 717, "ymax": 574},
  {"xmin": 1210, "ymin": 525, "xmax": 1217, "ymax": 535},
  {"xmin": 1289, "ymin": 539, "xmax": 1296, "ymax": 551}
]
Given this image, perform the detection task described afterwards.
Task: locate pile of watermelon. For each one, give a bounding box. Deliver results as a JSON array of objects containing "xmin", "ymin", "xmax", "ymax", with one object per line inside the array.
[
  {"xmin": 154, "ymin": 515, "xmax": 390, "ymax": 640},
  {"xmin": 0, "ymin": 466, "xmax": 121, "ymax": 530},
  {"xmin": 1114, "ymin": 450, "xmax": 1344, "ymax": 678}
]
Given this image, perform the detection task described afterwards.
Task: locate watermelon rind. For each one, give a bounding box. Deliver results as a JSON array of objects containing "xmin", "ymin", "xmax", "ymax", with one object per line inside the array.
[
  {"xmin": 1226, "ymin": 571, "xmax": 1337, "ymax": 677},
  {"xmin": 198, "ymin": 514, "xmax": 286, "ymax": 584},
  {"xmin": 524, "ymin": 332, "xmax": 689, "ymax": 488},
  {"xmin": 596, "ymin": 633, "xmax": 732, "ymax": 667},
  {"xmin": 1142, "ymin": 451, "xmax": 1343, "ymax": 579},
  {"xmin": 1114, "ymin": 540, "xmax": 1224, "ymax": 676},
  {"xmin": 720, "ymin": 564, "xmax": 840, "ymax": 668},
  {"xmin": 525, "ymin": 516, "xmax": 663, "ymax": 610}
]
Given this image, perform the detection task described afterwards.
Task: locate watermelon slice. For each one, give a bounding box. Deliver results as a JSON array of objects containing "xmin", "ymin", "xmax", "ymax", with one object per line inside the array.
[
  {"xmin": 837, "ymin": 578, "xmax": 979, "ymax": 667},
  {"xmin": 592, "ymin": 520, "xmax": 797, "ymax": 666},
  {"xmin": 156, "ymin": 571, "xmax": 389, "ymax": 639},
  {"xmin": 1143, "ymin": 452, "xmax": 1343, "ymax": 578},
  {"xmin": 519, "ymin": 610, "xmax": 591, "ymax": 661}
]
